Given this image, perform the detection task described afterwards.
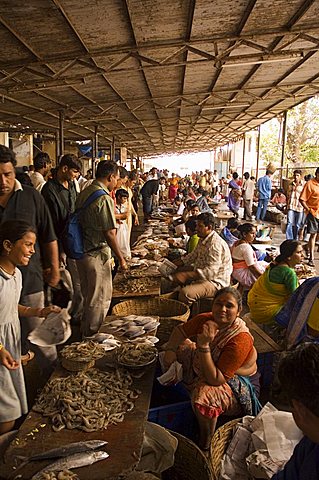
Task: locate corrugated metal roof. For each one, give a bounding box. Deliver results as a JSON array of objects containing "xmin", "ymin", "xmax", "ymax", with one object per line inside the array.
[{"xmin": 0, "ymin": 0, "xmax": 319, "ymax": 156}]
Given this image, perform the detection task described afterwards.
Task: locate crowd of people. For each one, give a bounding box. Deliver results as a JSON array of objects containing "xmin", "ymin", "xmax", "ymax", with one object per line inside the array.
[{"xmin": 1, "ymin": 146, "xmax": 319, "ymax": 479}]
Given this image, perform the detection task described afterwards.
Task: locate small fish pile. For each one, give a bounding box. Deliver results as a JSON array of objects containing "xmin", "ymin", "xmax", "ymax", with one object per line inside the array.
[
  {"xmin": 114, "ymin": 276, "xmax": 159, "ymax": 294},
  {"xmin": 84, "ymin": 333, "xmax": 121, "ymax": 351},
  {"xmin": 103, "ymin": 316, "xmax": 160, "ymax": 339},
  {"xmin": 117, "ymin": 343, "xmax": 157, "ymax": 367},
  {"xmin": 33, "ymin": 368, "xmax": 138, "ymax": 432},
  {"xmin": 31, "ymin": 451, "xmax": 108, "ymax": 480},
  {"xmin": 34, "ymin": 469, "xmax": 78, "ymax": 480},
  {"xmin": 60, "ymin": 341, "xmax": 106, "ymax": 362}
]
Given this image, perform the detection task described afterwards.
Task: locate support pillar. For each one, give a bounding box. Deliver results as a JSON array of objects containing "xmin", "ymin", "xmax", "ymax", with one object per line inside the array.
[
  {"xmin": 92, "ymin": 125, "xmax": 98, "ymax": 177},
  {"xmin": 110, "ymin": 136, "xmax": 116, "ymax": 161},
  {"xmin": 58, "ymin": 110, "xmax": 65, "ymax": 162},
  {"xmin": 280, "ymin": 111, "xmax": 288, "ymax": 186},
  {"xmin": 242, "ymin": 134, "xmax": 246, "ymax": 176},
  {"xmin": 56, "ymin": 131, "xmax": 60, "ymax": 162},
  {"xmin": 256, "ymin": 126, "xmax": 261, "ymax": 179}
]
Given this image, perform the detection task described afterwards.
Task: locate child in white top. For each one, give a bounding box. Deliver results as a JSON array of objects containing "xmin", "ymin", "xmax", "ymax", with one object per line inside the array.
[{"xmin": 115, "ymin": 189, "xmax": 131, "ymax": 259}]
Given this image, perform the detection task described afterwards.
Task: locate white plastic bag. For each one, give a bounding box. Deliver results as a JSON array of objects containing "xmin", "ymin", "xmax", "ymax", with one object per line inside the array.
[{"xmin": 28, "ymin": 307, "xmax": 71, "ymax": 346}]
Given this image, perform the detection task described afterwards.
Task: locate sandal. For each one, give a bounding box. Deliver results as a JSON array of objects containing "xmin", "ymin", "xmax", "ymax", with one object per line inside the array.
[
  {"xmin": 21, "ymin": 350, "xmax": 35, "ymax": 366},
  {"xmin": 308, "ymin": 259, "xmax": 315, "ymax": 267}
]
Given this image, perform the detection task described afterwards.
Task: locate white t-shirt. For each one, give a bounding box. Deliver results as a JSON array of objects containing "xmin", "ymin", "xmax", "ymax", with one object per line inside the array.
[
  {"xmin": 242, "ymin": 179, "xmax": 255, "ymax": 200},
  {"xmin": 232, "ymin": 243, "xmax": 256, "ymax": 266}
]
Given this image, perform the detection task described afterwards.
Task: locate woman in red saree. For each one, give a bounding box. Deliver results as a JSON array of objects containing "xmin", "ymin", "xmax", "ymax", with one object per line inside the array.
[{"xmin": 163, "ymin": 287, "xmax": 260, "ymax": 450}]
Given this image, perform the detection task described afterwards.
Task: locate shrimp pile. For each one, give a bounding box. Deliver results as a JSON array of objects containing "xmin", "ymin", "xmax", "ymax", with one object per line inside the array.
[{"xmin": 33, "ymin": 369, "xmax": 138, "ymax": 432}]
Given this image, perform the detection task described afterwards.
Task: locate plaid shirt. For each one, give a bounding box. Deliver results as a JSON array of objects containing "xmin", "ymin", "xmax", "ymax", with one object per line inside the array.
[
  {"xmin": 182, "ymin": 230, "xmax": 232, "ymax": 288},
  {"xmin": 287, "ymin": 180, "xmax": 304, "ymax": 213}
]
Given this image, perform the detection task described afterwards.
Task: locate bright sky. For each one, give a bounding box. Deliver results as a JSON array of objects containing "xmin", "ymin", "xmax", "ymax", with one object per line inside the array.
[{"xmin": 143, "ymin": 151, "xmax": 214, "ymax": 175}]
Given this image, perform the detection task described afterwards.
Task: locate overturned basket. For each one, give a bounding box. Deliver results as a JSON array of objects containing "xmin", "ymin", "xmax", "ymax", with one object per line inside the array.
[
  {"xmin": 163, "ymin": 430, "xmax": 213, "ymax": 480},
  {"xmin": 210, "ymin": 418, "xmax": 241, "ymax": 480},
  {"xmin": 112, "ymin": 297, "xmax": 190, "ymax": 346}
]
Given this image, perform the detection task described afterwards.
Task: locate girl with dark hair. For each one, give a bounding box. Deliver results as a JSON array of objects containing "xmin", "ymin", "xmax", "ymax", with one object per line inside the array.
[
  {"xmin": 231, "ymin": 223, "xmax": 268, "ymax": 288},
  {"xmin": 163, "ymin": 287, "xmax": 260, "ymax": 450},
  {"xmin": 248, "ymin": 240, "xmax": 304, "ymax": 325},
  {"xmin": 0, "ymin": 220, "xmax": 60, "ymax": 434}
]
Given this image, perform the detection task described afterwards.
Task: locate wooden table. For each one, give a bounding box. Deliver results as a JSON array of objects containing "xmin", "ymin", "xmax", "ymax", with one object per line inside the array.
[
  {"xmin": 112, "ymin": 273, "xmax": 161, "ymax": 299},
  {"xmin": 243, "ymin": 314, "xmax": 281, "ymax": 353},
  {"xmin": 2, "ymin": 365, "xmax": 155, "ymax": 480},
  {"xmin": 214, "ymin": 212, "xmax": 234, "ymax": 228}
]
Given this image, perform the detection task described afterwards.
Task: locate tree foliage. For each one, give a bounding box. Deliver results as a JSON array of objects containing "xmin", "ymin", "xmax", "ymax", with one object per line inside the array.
[
  {"xmin": 259, "ymin": 95, "xmax": 319, "ymax": 170},
  {"xmin": 286, "ymin": 97, "xmax": 319, "ymax": 166}
]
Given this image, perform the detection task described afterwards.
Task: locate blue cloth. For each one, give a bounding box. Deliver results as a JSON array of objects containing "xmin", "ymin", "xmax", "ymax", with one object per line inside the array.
[
  {"xmin": 275, "ymin": 277, "xmax": 319, "ymax": 347},
  {"xmin": 257, "ymin": 175, "xmax": 272, "ymax": 199},
  {"xmin": 272, "ymin": 437, "xmax": 319, "ymax": 480},
  {"xmin": 220, "ymin": 227, "xmax": 239, "ymax": 247},
  {"xmin": 196, "ymin": 196, "xmax": 212, "ymax": 213}
]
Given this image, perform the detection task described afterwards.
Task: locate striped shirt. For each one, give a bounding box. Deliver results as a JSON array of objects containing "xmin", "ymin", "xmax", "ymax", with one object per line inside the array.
[
  {"xmin": 287, "ymin": 180, "xmax": 304, "ymax": 213},
  {"xmin": 182, "ymin": 230, "xmax": 232, "ymax": 288}
]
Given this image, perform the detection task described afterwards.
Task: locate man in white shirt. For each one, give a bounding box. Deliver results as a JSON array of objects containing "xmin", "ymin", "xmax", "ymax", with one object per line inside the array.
[
  {"xmin": 146, "ymin": 167, "xmax": 158, "ymax": 181},
  {"xmin": 170, "ymin": 212, "xmax": 232, "ymax": 305},
  {"xmin": 242, "ymin": 172, "xmax": 255, "ymax": 220},
  {"xmin": 30, "ymin": 152, "xmax": 50, "ymax": 191}
]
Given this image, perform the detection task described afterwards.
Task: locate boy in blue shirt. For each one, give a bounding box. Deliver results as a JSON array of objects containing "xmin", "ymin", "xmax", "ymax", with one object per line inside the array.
[{"xmin": 256, "ymin": 170, "xmax": 273, "ymax": 221}]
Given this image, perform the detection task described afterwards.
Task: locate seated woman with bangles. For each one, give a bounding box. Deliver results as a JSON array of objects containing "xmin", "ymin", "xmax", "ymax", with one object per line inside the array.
[{"xmin": 163, "ymin": 287, "xmax": 261, "ymax": 450}]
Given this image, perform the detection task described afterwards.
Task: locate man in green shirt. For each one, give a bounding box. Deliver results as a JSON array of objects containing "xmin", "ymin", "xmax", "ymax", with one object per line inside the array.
[{"xmin": 76, "ymin": 161, "xmax": 128, "ymax": 336}]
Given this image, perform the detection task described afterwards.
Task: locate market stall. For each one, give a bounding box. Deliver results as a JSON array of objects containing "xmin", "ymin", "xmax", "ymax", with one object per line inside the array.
[{"xmin": 2, "ymin": 363, "xmax": 156, "ymax": 480}]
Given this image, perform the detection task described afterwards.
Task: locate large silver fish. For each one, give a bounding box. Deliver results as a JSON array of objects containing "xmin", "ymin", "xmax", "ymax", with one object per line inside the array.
[
  {"xmin": 31, "ymin": 450, "xmax": 109, "ymax": 480},
  {"xmin": 29, "ymin": 440, "xmax": 108, "ymax": 461}
]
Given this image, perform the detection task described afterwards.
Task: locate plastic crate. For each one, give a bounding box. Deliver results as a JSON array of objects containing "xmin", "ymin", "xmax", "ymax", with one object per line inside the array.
[
  {"xmin": 148, "ymin": 399, "xmax": 197, "ymax": 441},
  {"xmin": 148, "ymin": 380, "xmax": 197, "ymax": 440},
  {"xmin": 257, "ymin": 351, "xmax": 275, "ymax": 388}
]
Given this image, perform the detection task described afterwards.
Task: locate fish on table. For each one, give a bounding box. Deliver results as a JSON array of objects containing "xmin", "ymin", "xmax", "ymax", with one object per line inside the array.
[
  {"xmin": 28, "ymin": 440, "xmax": 108, "ymax": 461},
  {"xmin": 11, "ymin": 440, "xmax": 108, "ymax": 478},
  {"xmin": 31, "ymin": 451, "xmax": 109, "ymax": 480}
]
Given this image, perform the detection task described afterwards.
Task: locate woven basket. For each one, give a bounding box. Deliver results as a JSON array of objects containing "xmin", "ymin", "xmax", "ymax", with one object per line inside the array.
[
  {"xmin": 162, "ymin": 430, "xmax": 213, "ymax": 480},
  {"xmin": 61, "ymin": 357, "xmax": 95, "ymax": 372},
  {"xmin": 210, "ymin": 418, "xmax": 241, "ymax": 480},
  {"xmin": 160, "ymin": 291, "xmax": 179, "ymax": 300},
  {"xmin": 112, "ymin": 298, "xmax": 190, "ymax": 346}
]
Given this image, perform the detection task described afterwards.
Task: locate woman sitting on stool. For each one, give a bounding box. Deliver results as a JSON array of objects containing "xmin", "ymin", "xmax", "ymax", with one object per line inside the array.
[{"xmin": 163, "ymin": 287, "xmax": 260, "ymax": 450}]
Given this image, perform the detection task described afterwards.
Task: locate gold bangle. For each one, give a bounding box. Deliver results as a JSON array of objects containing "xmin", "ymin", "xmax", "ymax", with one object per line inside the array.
[
  {"xmin": 197, "ymin": 347, "xmax": 210, "ymax": 353},
  {"xmin": 0, "ymin": 344, "xmax": 3, "ymax": 352}
]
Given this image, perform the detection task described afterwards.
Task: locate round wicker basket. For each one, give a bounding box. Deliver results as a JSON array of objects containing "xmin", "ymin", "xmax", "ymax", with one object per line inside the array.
[
  {"xmin": 162, "ymin": 430, "xmax": 213, "ymax": 480},
  {"xmin": 112, "ymin": 297, "xmax": 190, "ymax": 346},
  {"xmin": 61, "ymin": 357, "xmax": 95, "ymax": 372},
  {"xmin": 210, "ymin": 418, "xmax": 241, "ymax": 480}
]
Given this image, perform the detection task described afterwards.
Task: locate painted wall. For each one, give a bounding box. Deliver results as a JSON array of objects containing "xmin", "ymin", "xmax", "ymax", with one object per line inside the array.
[{"xmin": 11, "ymin": 135, "xmax": 33, "ymax": 166}]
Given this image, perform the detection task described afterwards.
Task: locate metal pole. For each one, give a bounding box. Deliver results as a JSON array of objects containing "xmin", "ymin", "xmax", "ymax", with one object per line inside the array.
[
  {"xmin": 92, "ymin": 125, "xmax": 98, "ymax": 177},
  {"xmin": 110, "ymin": 136, "xmax": 115, "ymax": 162},
  {"xmin": 256, "ymin": 126, "xmax": 261, "ymax": 179},
  {"xmin": 280, "ymin": 111, "xmax": 288, "ymax": 187},
  {"xmin": 58, "ymin": 110, "xmax": 64, "ymax": 161},
  {"xmin": 242, "ymin": 134, "xmax": 246, "ymax": 176},
  {"xmin": 56, "ymin": 131, "xmax": 60, "ymax": 163}
]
